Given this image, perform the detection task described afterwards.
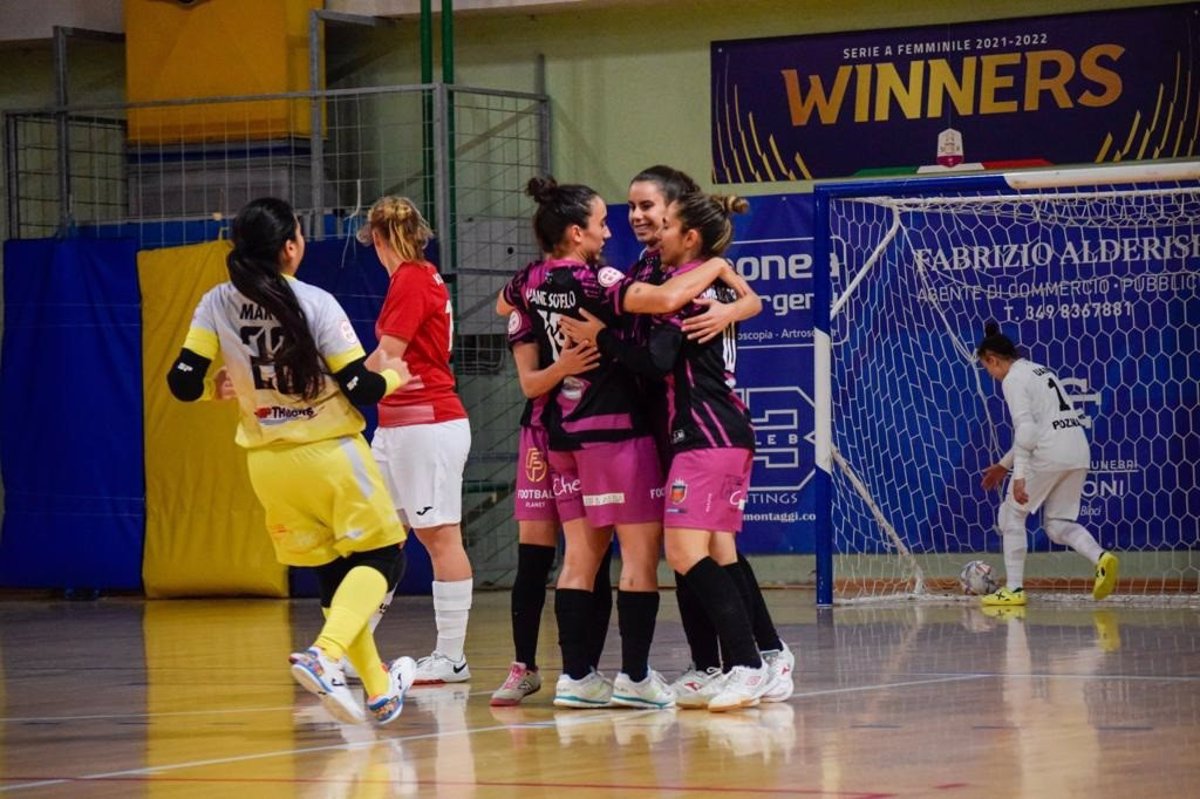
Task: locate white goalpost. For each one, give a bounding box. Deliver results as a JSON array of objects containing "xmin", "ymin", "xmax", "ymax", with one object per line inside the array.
[{"xmin": 812, "ymin": 162, "xmax": 1200, "ymax": 605}]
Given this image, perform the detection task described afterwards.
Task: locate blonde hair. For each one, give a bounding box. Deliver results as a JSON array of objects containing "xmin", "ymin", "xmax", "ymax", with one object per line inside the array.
[{"xmin": 357, "ymin": 196, "xmax": 434, "ymax": 263}]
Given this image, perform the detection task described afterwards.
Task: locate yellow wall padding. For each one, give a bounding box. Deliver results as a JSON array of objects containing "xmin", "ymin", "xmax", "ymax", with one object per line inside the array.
[
  {"xmin": 140, "ymin": 241, "xmax": 287, "ymax": 598},
  {"xmin": 125, "ymin": 0, "xmax": 323, "ymax": 143},
  {"xmin": 144, "ymin": 600, "xmax": 296, "ymax": 786}
]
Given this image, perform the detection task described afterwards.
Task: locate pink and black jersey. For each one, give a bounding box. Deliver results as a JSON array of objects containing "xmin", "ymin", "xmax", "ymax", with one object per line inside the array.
[
  {"xmin": 506, "ymin": 304, "xmax": 549, "ymax": 432},
  {"xmin": 502, "ymin": 257, "xmax": 646, "ymax": 450},
  {"xmin": 622, "ymin": 259, "xmax": 755, "ymax": 455}
]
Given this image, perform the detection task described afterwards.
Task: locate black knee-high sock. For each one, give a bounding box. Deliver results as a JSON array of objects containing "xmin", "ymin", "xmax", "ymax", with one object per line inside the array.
[
  {"xmin": 617, "ymin": 590, "xmax": 659, "ymax": 682},
  {"xmin": 675, "ymin": 570, "xmax": 721, "ymax": 670},
  {"xmin": 587, "ymin": 546, "xmax": 614, "ymax": 669},
  {"xmin": 555, "ymin": 588, "xmax": 596, "ymax": 680},
  {"xmin": 733, "ymin": 553, "xmax": 784, "ymax": 652},
  {"xmin": 686, "ymin": 557, "xmax": 760, "ymax": 670},
  {"xmin": 512, "ymin": 544, "xmax": 556, "ymax": 670}
]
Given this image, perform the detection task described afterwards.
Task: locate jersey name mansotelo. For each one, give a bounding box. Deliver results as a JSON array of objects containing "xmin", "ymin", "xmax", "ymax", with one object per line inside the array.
[
  {"xmin": 1001, "ymin": 358, "xmax": 1090, "ymax": 478},
  {"xmin": 190, "ymin": 279, "xmax": 366, "ymax": 448},
  {"xmin": 502, "ymin": 257, "xmax": 645, "ymax": 450}
]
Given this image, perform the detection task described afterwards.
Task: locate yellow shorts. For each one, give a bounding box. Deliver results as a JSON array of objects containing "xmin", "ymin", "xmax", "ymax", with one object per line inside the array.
[{"xmin": 245, "ymin": 435, "xmax": 407, "ymax": 567}]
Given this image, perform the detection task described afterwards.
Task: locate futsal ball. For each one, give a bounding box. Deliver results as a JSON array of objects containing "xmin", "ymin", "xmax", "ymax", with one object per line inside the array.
[{"xmin": 959, "ymin": 560, "xmax": 999, "ymax": 595}]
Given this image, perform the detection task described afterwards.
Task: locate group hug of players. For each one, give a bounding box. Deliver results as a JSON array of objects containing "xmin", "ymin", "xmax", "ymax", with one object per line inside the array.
[{"xmin": 162, "ymin": 165, "xmax": 796, "ymax": 726}]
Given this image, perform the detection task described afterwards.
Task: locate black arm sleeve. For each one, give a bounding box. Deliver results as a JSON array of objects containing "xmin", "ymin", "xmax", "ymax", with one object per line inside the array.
[
  {"xmin": 166, "ymin": 348, "xmax": 212, "ymax": 402},
  {"xmin": 334, "ymin": 357, "xmax": 392, "ymax": 405},
  {"xmin": 596, "ymin": 325, "xmax": 682, "ymax": 379}
]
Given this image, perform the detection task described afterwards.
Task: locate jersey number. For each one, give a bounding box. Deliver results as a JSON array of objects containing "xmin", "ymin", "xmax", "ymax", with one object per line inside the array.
[
  {"xmin": 535, "ymin": 309, "xmax": 566, "ymax": 362},
  {"xmin": 240, "ymin": 325, "xmax": 285, "ymax": 390},
  {"xmin": 1046, "ymin": 378, "xmax": 1070, "ymax": 412}
]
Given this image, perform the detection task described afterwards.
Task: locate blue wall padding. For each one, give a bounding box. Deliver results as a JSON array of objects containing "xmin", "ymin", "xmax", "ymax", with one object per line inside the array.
[{"xmin": 0, "ymin": 238, "xmax": 145, "ymax": 589}]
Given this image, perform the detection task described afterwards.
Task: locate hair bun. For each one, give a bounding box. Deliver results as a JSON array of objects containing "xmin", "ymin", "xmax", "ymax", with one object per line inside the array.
[
  {"xmin": 712, "ymin": 194, "xmax": 749, "ymax": 215},
  {"xmin": 984, "ymin": 321, "xmax": 1001, "ymax": 337},
  {"xmin": 526, "ymin": 176, "xmax": 559, "ymax": 204}
]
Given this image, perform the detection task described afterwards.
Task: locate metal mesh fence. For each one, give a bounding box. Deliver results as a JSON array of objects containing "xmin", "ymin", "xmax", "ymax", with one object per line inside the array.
[{"xmin": 4, "ymin": 84, "xmax": 549, "ymax": 585}]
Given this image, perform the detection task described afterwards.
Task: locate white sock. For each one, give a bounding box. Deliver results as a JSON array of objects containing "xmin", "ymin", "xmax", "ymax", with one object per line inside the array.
[
  {"xmin": 432, "ymin": 578, "xmax": 472, "ymax": 660},
  {"xmin": 368, "ymin": 585, "xmax": 397, "ymax": 633},
  {"xmin": 1053, "ymin": 522, "xmax": 1104, "ymax": 565},
  {"xmin": 1003, "ymin": 530, "xmax": 1027, "ymax": 591}
]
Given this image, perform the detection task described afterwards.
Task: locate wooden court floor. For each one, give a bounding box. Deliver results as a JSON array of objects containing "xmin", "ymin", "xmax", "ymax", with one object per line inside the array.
[{"xmin": 1, "ymin": 589, "xmax": 1198, "ymax": 797}]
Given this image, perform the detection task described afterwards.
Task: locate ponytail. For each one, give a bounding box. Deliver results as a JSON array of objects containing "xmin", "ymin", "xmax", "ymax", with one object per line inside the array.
[
  {"xmin": 525, "ymin": 175, "xmax": 600, "ymax": 253},
  {"xmin": 227, "ymin": 198, "xmax": 324, "ymax": 400}
]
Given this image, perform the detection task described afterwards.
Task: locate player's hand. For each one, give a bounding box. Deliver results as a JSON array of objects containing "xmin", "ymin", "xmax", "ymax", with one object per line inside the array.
[
  {"xmin": 377, "ymin": 353, "xmax": 412, "ymax": 389},
  {"xmin": 559, "ymin": 309, "xmax": 606, "ymax": 346},
  {"xmin": 214, "ymin": 367, "xmax": 236, "ymax": 400},
  {"xmin": 557, "ymin": 339, "xmax": 600, "ymax": 376},
  {"xmin": 1012, "ymin": 478, "xmax": 1029, "ymax": 505},
  {"xmin": 980, "ymin": 463, "xmax": 1009, "ymax": 491},
  {"xmin": 682, "ymin": 297, "xmax": 736, "ymax": 343}
]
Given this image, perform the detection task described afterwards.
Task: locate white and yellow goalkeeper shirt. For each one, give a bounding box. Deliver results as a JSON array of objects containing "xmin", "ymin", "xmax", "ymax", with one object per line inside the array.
[
  {"xmin": 184, "ymin": 278, "xmax": 369, "ymax": 449},
  {"xmin": 998, "ymin": 358, "xmax": 1090, "ymax": 479}
]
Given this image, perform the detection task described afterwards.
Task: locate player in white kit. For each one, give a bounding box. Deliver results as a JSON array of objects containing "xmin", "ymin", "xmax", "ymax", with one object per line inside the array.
[{"xmin": 976, "ymin": 322, "xmax": 1120, "ymax": 606}]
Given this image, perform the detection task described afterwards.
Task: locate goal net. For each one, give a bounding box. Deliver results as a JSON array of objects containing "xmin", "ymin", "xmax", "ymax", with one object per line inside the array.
[{"xmin": 812, "ymin": 164, "xmax": 1200, "ymax": 604}]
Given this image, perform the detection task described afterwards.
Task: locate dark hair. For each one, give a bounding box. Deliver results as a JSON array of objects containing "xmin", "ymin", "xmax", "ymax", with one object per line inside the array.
[
  {"xmin": 630, "ymin": 165, "xmax": 700, "ymax": 205},
  {"xmin": 976, "ymin": 321, "xmax": 1021, "ymax": 360},
  {"xmin": 672, "ymin": 191, "xmax": 749, "ymax": 257},
  {"xmin": 526, "ymin": 176, "xmax": 600, "ymax": 253},
  {"xmin": 227, "ymin": 197, "xmax": 323, "ymax": 400}
]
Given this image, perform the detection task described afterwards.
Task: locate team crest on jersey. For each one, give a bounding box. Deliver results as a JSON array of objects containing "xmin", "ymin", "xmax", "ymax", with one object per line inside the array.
[
  {"xmin": 339, "ymin": 320, "xmax": 358, "ymax": 344},
  {"xmin": 669, "ymin": 478, "xmax": 688, "ymax": 504},
  {"xmin": 507, "ymin": 310, "xmax": 523, "ymax": 335},
  {"xmin": 525, "ymin": 446, "xmax": 548, "ymax": 484},
  {"xmin": 597, "ymin": 266, "xmax": 624, "ymax": 287}
]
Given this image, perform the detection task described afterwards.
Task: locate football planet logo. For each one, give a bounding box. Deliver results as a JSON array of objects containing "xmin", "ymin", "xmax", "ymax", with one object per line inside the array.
[
  {"xmin": 507, "ymin": 310, "xmax": 523, "ymax": 335},
  {"xmin": 524, "ymin": 447, "xmax": 548, "ymax": 483}
]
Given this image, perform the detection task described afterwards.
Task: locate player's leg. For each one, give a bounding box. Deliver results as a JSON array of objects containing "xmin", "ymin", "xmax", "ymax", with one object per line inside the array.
[
  {"xmin": 1041, "ymin": 468, "xmax": 1118, "ymax": 599},
  {"xmin": 553, "ymin": 517, "xmax": 613, "ymax": 708},
  {"xmin": 983, "ymin": 490, "xmax": 1030, "ymax": 606},
  {"xmin": 729, "ymin": 551, "xmax": 794, "ymax": 702},
  {"xmin": 377, "ymin": 419, "xmax": 474, "ymax": 683},
  {"xmin": 671, "ymin": 564, "xmax": 722, "ymax": 705},
  {"xmin": 666, "ymin": 528, "xmax": 765, "ymax": 712},
  {"xmin": 492, "ymin": 518, "xmax": 556, "ymax": 706},
  {"xmin": 588, "ymin": 540, "xmax": 614, "ymax": 670}
]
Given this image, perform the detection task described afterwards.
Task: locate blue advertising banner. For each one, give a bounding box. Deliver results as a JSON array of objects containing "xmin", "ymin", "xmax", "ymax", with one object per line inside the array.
[
  {"xmin": 607, "ymin": 195, "xmax": 819, "ymax": 553},
  {"xmin": 712, "ymin": 4, "xmax": 1200, "ymax": 181}
]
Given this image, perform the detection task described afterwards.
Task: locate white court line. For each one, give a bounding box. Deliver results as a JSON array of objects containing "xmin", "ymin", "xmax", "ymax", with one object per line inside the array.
[
  {"xmin": 2, "ymin": 689, "xmax": 495, "ymax": 725},
  {"xmin": 0, "ymin": 710, "xmax": 655, "ymax": 793},
  {"xmin": 909, "ymin": 671, "xmax": 1200, "ymax": 683}
]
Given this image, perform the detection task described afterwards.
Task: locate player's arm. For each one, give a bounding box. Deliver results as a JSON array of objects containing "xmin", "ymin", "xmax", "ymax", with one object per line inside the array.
[
  {"xmin": 366, "ymin": 333, "xmax": 408, "ymax": 372},
  {"xmin": 512, "ymin": 340, "xmax": 599, "ymax": 399},
  {"xmin": 327, "ymin": 344, "xmax": 410, "ymax": 405},
  {"xmin": 621, "ymin": 257, "xmax": 733, "ymax": 314},
  {"xmin": 681, "ymin": 267, "xmax": 763, "ymax": 343},
  {"xmin": 167, "ymin": 326, "xmax": 219, "ymax": 402},
  {"xmin": 496, "ymin": 290, "xmax": 515, "ymax": 317},
  {"xmin": 560, "ymin": 309, "xmax": 680, "ymax": 378}
]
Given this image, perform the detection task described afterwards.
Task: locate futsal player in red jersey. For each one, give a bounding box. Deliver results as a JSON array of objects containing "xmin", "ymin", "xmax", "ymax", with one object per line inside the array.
[{"xmin": 358, "ymin": 196, "xmax": 474, "ymax": 684}]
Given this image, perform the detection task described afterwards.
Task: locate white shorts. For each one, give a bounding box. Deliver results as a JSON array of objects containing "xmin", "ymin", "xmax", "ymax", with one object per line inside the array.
[
  {"xmin": 372, "ymin": 418, "xmax": 471, "ymax": 528},
  {"xmin": 1006, "ymin": 467, "xmax": 1086, "ymax": 521}
]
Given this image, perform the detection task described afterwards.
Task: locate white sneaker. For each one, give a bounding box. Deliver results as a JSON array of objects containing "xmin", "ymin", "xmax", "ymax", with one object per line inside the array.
[
  {"xmin": 490, "ymin": 661, "xmax": 542, "ymax": 706},
  {"xmin": 553, "ymin": 669, "xmax": 614, "ymax": 709},
  {"xmin": 413, "ymin": 651, "xmax": 471, "ymax": 684},
  {"xmin": 671, "ymin": 666, "xmax": 725, "ymax": 709},
  {"xmin": 289, "ymin": 647, "xmax": 366, "ymax": 724},
  {"xmin": 367, "ymin": 656, "xmax": 417, "ymax": 726},
  {"xmin": 761, "ymin": 642, "xmax": 795, "ymax": 702},
  {"xmin": 708, "ymin": 664, "xmax": 770, "ymax": 713},
  {"xmin": 611, "ymin": 670, "xmax": 676, "ymax": 709}
]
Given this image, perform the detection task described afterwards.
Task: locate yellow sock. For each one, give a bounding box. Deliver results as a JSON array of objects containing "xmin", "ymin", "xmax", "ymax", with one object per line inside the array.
[
  {"xmin": 346, "ymin": 628, "xmax": 389, "ymax": 698},
  {"xmin": 317, "ymin": 592, "xmax": 388, "ymax": 696},
  {"xmin": 314, "ymin": 565, "xmax": 387, "ymax": 663}
]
